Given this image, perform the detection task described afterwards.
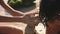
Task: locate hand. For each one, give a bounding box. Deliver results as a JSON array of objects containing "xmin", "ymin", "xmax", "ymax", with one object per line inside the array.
[
  {"xmin": 22, "ymin": 14, "xmax": 40, "ymax": 26},
  {"xmin": 25, "ymin": 8, "xmax": 39, "ymax": 17}
]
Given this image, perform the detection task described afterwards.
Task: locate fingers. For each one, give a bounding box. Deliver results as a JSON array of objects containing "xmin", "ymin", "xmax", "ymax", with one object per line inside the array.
[{"xmin": 21, "ymin": 14, "xmax": 40, "ymax": 25}]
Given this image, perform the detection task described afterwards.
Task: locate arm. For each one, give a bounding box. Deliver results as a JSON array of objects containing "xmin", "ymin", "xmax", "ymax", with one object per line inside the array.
[
  {"xmin": 0, "ymin": 15, "xmax": 40, "ymax": 25},
  {"xmin": 25, "ymin": 8, "xmax": 39, "ymax": 15},
  {"xmin": 0, "ymin": 16, "xmax": 23, "ymax": 22},
  {"xmin": 0, "ymin": 0, "xmax": 24, "ymax": 16}
]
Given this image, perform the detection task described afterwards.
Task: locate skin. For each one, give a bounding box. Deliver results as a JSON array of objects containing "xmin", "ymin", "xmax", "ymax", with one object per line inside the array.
[
  {"xmin": 46, "ymin": 16, "xmax": 60, "ymax": 34},
  {"xmin": 0, "ymin": 27, "xmax": 23, "ymax": 34},
  {"xmin": 0, "ymin": 0, "xmax": 40, "ymax": 25},
  {"xmin": 0, "ymin": 0, "xmax": 39, "ymax": 16},
  {"xmin": 39, "ymin": 0, "xmax": 60, "ymax": 34},
  {"xmin": 0, "ymin": 0, "xmax": 24, "ymax": 16},
  {"xmin": 0, "ymin": 0, "xmax": 39, "ymax": 34}
]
